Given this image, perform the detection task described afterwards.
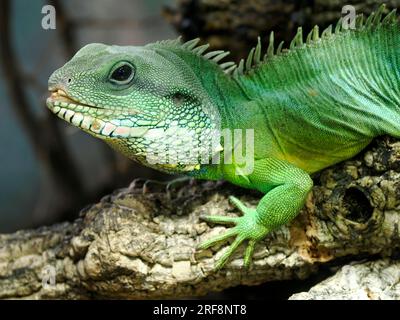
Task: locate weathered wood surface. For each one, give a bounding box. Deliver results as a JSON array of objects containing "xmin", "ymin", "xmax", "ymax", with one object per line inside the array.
[
  {"xmin": 290, "ymin": 259, "xmax": 400, "ymax": 300},
  {"xmin": 1, "ymin": 136, "xmax": 400, "ymax": 299}
]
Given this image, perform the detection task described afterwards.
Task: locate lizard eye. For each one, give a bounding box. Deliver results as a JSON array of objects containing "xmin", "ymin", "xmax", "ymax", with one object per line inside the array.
[{"xmin": 109, "ymin": 62, "xmax": 135, "ymax": 85}]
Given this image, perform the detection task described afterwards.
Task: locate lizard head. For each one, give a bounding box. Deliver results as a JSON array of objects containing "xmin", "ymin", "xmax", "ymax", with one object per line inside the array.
[{"xmin": 47, "ymin": 41, "xmax": 226, "ymax": 173}]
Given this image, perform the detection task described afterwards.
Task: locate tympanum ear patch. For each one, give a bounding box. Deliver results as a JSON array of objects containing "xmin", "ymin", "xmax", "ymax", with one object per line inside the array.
[{"xmin": 172, "ymin": 92, "xmax": 186, "ymax": 106}]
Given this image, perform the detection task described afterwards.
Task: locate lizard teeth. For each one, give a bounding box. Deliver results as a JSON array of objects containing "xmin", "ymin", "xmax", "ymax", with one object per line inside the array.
[
  {"xmin": 129, "ymin": 127, "xmax": 150, "ymax": 137},
  {"xmin": 48, "ymin": 99, "xmax": 151, "ymax": 138},
  {"xmin": 101, "ymin": 123, "xmax": 117, "ymax": 136},
  {"xmin": 53, "ymin": 107, "xmax": 106, "ymax": 135},
  {"xmin": 90, "ymin": 119, "xmax": 105, "ymax": 133},
  {"xmin": 52, "ymin": 106, "xmax": 82, "ymax": 127},
  {"xmin": 71, "ymin": 113, "xmax": 84, "ymax": 126},
  {"xmin": 112, "ymin": 126, "xmax": 131, "ymax": 137},
  {"xmin": 64, "ymin": 110, "xmax": 75, "ymax": 122},
  {"xmin": 81, "ymin": 116, "xmax": 94, "ymax": 130},
  {"xmin": 58, "ymin": 108, "xmax": 67, "ymax": 117}
]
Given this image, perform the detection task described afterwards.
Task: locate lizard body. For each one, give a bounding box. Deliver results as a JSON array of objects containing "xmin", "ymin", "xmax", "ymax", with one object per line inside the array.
[{"xmin": 47, "ymin": 5, "xmax": 400, "ymax": 269}]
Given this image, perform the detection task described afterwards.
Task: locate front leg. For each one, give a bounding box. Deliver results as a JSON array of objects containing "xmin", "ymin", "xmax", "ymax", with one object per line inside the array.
[{"xmin": 198, "ymin": 158, "xmax": 313, "ymax": 269}]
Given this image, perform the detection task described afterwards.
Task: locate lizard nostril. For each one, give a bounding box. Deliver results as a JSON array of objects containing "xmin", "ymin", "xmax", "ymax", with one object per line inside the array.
[{"xmin": 67, "ymin": 78, "xmax": 72, "ymax": 83}]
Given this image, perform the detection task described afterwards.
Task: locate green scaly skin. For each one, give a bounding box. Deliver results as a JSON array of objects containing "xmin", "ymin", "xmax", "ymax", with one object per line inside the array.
[{"xmin": 47, "ymin": 4, "xmax": 400, "ymax": 269}]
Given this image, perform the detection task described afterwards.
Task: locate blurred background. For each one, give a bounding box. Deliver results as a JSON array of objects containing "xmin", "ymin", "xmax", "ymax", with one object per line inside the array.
[
  {"xmin": 0, "ymin": 0, "xmax": 395, "ymax": 234},
  {"xmin": 0, "ymin": 0, "xmax": 177, "ymax": 233}
]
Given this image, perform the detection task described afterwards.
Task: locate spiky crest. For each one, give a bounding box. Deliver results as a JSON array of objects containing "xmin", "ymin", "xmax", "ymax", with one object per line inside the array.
[
  {"xmin": 151, "ymin": 4, "xmax": 397, "ymax": 78},
  {"xmin": 231, "ymin": 4, "xmax": 398, "ymax": 78},
  {"xmin": 150, "ymin": 36, "xmax": 236, "ymax": 75}
]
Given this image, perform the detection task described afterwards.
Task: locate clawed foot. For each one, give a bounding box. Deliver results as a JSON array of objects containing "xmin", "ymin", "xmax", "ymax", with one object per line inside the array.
[
  {"xmin": 129, "ymin": 176, "xmax": 193, "ymax": 197},
  {"xmin": 198, "ymin": 196, "xmax": 269, "ymax": 270}
]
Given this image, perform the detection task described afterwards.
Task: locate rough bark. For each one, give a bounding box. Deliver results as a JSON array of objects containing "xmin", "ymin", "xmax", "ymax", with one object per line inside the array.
[
  {"xmin": 1, "ymin": 136, "xmax": 400, "ymax": 299},
  {"xmin": 290, "ymin": 259, "xmax": 400, "ymax": 300}
]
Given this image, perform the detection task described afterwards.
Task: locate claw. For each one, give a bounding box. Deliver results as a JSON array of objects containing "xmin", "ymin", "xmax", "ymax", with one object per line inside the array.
[
  {"xmin": 128, "ymin": 178, "xmax": 146, "ymax": 191},
  {"xmin": 128, "ymin": 176, "xmax": 192, "ymax": 196},
  {"xmin": 200, "ymin": 215, "xmax": 239, "ymax": 225},
  {"xmin": 244, "ymin": 240, "xmax": 256, "ymax": 268},
  {"xmin": 165, "ymin": 176, "xmax": 192, "ymax": 192},
  {"xmin": 229, "ymin": 195, "xmax": 248, "ymax": 213},
  {"xmin": 198, "ymin": 228, "xmax": 238, "ymax": 250},
  {"xmin": 198, "ymin": 196, "xmax": 268, "ymax": 270},
  {"xmin": 215, "ymin": 236, "xmax": 245, "ymax": 270}
]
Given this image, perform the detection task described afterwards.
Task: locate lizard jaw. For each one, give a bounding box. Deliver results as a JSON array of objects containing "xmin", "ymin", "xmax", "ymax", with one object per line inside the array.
[{"xmin": 46, "ymin": 90, "xmax": 151, "ymax": 139}]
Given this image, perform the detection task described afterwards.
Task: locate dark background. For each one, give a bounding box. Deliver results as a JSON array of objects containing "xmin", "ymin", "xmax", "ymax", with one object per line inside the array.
[
  {"xmin": 0, "ymin": 0, "xmax": 396, "ymax": 233},
  {"xmin": 0, "ymin": 0, "xmax": 176, "ymax": 233}
]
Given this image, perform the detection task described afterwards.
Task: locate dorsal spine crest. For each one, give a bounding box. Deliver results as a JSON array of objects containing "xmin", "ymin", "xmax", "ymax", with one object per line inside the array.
[{"xmin": 155, "ymin": 4, "xmax": 397, "ymax": 79}]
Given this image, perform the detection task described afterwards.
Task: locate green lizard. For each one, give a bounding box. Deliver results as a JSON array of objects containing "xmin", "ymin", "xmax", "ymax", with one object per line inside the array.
[{"xmin": 47, "ymin": 4, "xmax": 400, "ymax": 269}]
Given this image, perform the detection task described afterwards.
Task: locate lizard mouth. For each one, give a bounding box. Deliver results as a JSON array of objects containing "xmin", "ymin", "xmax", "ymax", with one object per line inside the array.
[
  {"xmin": 47, "ymin": 90, "xmax": 96, "ymax": 105},
  {"xmin": 46, "ymin": 89, "xmax": 152, "ymax": 139}
]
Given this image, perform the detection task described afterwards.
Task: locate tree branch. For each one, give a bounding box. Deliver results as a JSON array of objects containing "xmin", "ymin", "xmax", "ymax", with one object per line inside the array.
[
  {"xmin": 290, "ymin": 259, "xmax": 400, "ymax": 300},
  {"xmin": 1, "ymin": 136, "xmax": 400, "ymax": 299}
]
